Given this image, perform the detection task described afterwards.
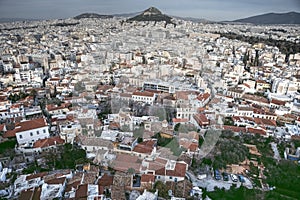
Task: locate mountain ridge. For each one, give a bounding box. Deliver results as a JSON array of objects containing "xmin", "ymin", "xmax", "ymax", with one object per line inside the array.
[
  {"xmin": 2, "ymin": 9, "xmax": 300, "ymax": 25},
  {"xmin": 233, "ymin": 11, "xmax": 300, "ymax": 24},
  {"xmin": 127, "ymin": 7, "xmax": 173, "ymax": 24},
  {"xmin": 74, "ymin": 13, "xmax": 113, "ymax": 19}
]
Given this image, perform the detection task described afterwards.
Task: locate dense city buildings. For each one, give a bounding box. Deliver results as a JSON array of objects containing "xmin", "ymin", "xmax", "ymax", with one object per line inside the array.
[{"xmin": 0, "ymin": 7, "xmax": 300, "ymax": 199}]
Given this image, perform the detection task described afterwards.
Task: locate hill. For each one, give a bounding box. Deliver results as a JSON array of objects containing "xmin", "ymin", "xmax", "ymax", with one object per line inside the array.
[
  {"xmin": 233, "ymin": 12, "xmax": 300, "ymax": 24},
  {"xmin": 127, "ymin": 7, "xmax": 173, "ymax": 24},
  {"xmin": 74, "ymin": 13, "xmax": 113, "ymax": 20}
]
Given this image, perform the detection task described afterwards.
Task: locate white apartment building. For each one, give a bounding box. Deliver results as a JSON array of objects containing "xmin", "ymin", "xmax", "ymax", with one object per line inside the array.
[
  {"xmin": 272, "ymin": 78, "xmax": 297, "ymax": 95},
  {"xmin": 59, "ymin": 122, "xmax": 82, "ymax": 143},
  {"xmin": 176, "ymin": 106, "xmax": 196, "ymax": 120},
  {"xmin": 143, "ymin": 81, "xmax": 176, "ymax": 93},
  {"xmin": 16, "ymin": 118, "xmax": 49, "ymax": 146},
  {"xmin": 132, "ymin": 91, "xmax": 156, "ymax": 105}
]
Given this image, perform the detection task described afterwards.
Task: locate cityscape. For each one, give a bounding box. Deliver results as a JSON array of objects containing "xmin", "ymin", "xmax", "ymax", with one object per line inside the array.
[{"xmin": 0, "ymin": 3, "xmax": 300, "ymax": 200}]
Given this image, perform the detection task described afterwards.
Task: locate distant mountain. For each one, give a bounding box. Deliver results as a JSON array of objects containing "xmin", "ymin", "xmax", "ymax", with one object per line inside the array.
[
  {"xmin": 74, "ymin": 13, "xmax": 113, "ymax": 20},
  {"xmin": 127, "ymin": 7, "xmax": 173, "ymax": 24},
  {"xmin": 233, "ymin": 12, "xmax": 300, "ymax": 24},
  {"xmin": 172, "ymin": 16, "xmax": 212, "ymax": 23},
  {"xmin": 0, "ymin": 18, "xmax": 38, "ymax": 23},
  {"xmin": 113, "ymin": 12, "xmax": 141, "ymax": 18}
]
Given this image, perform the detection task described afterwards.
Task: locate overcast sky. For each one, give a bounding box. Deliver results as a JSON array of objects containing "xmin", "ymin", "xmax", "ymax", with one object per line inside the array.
[{"xmin": 0, "ymin": 0, "xmax": 299, "ymax": 21}]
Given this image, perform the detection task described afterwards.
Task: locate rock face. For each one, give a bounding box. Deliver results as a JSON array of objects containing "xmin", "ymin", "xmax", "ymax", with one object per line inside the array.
[
  {"xmin": 128, "ymin": 7, "xmax": 173, "ymax": 24},
  {"xmin": 233, "ymin": 12, "xmax": 300, "ymax": 25},
  {"xmin": 142, "ymin": 7, "xmax": 162, "ymax": 16}
]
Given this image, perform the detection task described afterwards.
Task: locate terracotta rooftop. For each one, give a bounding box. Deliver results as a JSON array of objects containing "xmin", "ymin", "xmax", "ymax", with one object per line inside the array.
[
  {"xmin": 175, "ymin": 90, "xmax": 198, "ymax": 100},
  {"xmin": 172, "ymin": 118, "xmax": 188, "ymax": 123},
  {"xmin": 16, "ymin": 118, "xmax": 48, "ymax": 133},
  {"xmin": 2, "ymin": 129, "xmax": 16, "ymax": 138},
  {"xmin": 193, "ymin": 113, "xmax": 209, "ymax": 126},
  {"xmin": 33, "ymin": 136, "xmax": 64, "ymax": 148},
  {"xmin": 132, "ymin": 91, "xmax": 154, "ymax": 97},
  {"xmin": 75, "ymin": 184, "xmax": 88, "ymax": 199},
  {"xmin": 45, "ymin": 177, "xmax": 66, "ymax": 185},
  {"xmin": 26, "ymin": 172, "xmax": 48, "ymax": 181},
  {"xmin": 133, "ymin": 140, "xmax": 156, "ymax": 154},
  {"xmin": 222, "ymin": 125, "xmax": 246, "ymax": 133},
  {"xmin": 112, "ymin": 154, "xmax": 142, "ymax": 173},
  {"xmin": 98, "ymin": 173, "xmax": 114, "ymax": 186},
  {"xmin": 247, "ymin": 127, "xmax": 267, "ymax": 135},
  {"xmin": 271, "ymin": 99, "xmax": 286, "ymax": 105},
  {"xmin": 141, "ymin": 174, "xmax": 155, "ymax": 183},
  {"xmin": 155, "ymin": 162, "xmax": 187, "ymax": 178},
  {"xmin": 197, "ymin": 92, "xmax": 210, "ymax": 101}
]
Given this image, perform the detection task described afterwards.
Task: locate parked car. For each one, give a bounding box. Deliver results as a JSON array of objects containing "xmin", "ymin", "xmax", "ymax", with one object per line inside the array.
[
  {"xmin": 197, "ymin": 174, "xmax": 207, "ymax": 180},
  {"xmin": 222, "ymin": 172, "xmax": 229, "ymax": 181},
  {"xmin": 238, "ymin": 175, "xmax": 245, "ymax": 183},
  {"xmin": 214, "ymin": 169, "xmax": 221, "ymax": 180},
  {"xmin": 231, "ymin": 174, "xmax": 238, "ymax": 182}
]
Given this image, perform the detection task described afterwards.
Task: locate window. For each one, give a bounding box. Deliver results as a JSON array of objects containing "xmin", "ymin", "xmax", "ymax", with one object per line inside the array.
[
  {"xmin": 170, "ymin": 176, "xmax": 173, "ymax": 179},
  {"xmin": 37, "ymin": 131, "xmax": 39, "ymax": 135},
  {"xmin": 43, "ymin": 129, "xmax": 46, "ymax": 133},
  {"xmin": 19, "ymin": 135, "xmax": 23, "ymax": 139},
  {"xmin": 30, "ymin": 132, "xmax": 33, "ymax": 136}
]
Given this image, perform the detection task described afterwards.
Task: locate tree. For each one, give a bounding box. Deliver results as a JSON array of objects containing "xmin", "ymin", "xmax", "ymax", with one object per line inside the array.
[
  {"xmin": 153, "ymin": 181, "xmax": 169, "ymax": 199},
  {"xmin": 30, "ymin": 89, "xmax": 37, "ymax": 98},
  {"xmin": 174, "ymin": 123, "xmax": 181, "ymax": 132},
  {"xmin": 254, "ymin": 49, "xmax": 259, "ymax": 66},
  {"xmin": 74, "ymin": 81, "xmax": 85, "ymax": 92},
  {"xmin": 127, "ymin": 168, "xmax": 135, "ymax": 175},
  {"xmin": 243, "ymin": 51, "xmax": 249, "ymax": 66}
]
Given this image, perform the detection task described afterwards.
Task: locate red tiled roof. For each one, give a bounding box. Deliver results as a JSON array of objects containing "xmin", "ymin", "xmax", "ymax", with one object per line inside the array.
[
  {"xmin": 141, "ymin": 174, "xmax": 155, "ymax": 183},
  {"xmin": 112, "ymin": 154, "xmax": 142, "ymax": 173},
  {"xmin": 132, "ymin": 91, "xmax": 154, "ymax": 97},
  {"xmin": 256, "ymin": 80, "xmax": 267, "ymax": 84},
  {"xmin": 179, "ymin": 139, "xmax": 198, "ymax": 152},
  {"xmin": 243, "ymin": 83, "xmax": 251, "ymax": 88},
  {"xmin": 271, "ymin": 99, "xmax": 286, "ymax": 105},
  {"xmin": 2, "ymin": 129, "xmax": 16, "ymax": 138},
  {"xmin": 109, "ymin": 122, "xmax": 120, "ymax": 130},
  {"xmin": 155, "ymin": 162, "xmax": 187, "ymax": 178},
  {"xmin": 222, "ymin": 125, "xmax": 246, "ymax": 133},
  {"xmin": 10, "ymin": 104, "xmax": 21, "ymax": 109},
  {"xmin": 65, "ymin": 180, "xmax": 81, "ymax": 193},
  {"xmin": 16, "ymin": 118, "xmax": 48, "ymax": 133},
  {"xmin": 33, "ymin": 136, "xmax": 64, "ymax": 148},
  {"xmin": 46, "ymin": 103, "xmax": 69, "ymax": 111},
  {"xmin": 133, "ymin": 140, "xmax": 156, "ymax": 154},
  {"xmin": 197, "ymin": 93, "xmax": 210, "ymax": 101},
  {"xmin": 26, "ymin": 172, "xmax": 48, "ymax": 180},
  {"xmin": 247, "ymin": 127, "xmax": 267, "ymax": 135},
  {"xmin": 175, "ymin": 91, "xmax": 196, "ymax": 100},
  {"xmin": 98, "ymin": 173, "xmax": 113, "ymax": 186},
  {"xmin": 0, "ymin": 124, "xmax": 5, "ymax": 132},
  {"xmin": 172, "ymin": 118, "xmax": 188, "ymax": 123},
  {"xmin": 75, "ymin": 184, "xmax": 88, "ymax": 199},
  {"xmin": 45, "ymin": 177, "xmax": 66, "ymax": 185},
  {"xmin": 193, "ymin": 114, "xmax": 209, "ymax": 126},
  {"xmin": 254, "ymin": 118, "xmax": 277, "ymax": 127}
]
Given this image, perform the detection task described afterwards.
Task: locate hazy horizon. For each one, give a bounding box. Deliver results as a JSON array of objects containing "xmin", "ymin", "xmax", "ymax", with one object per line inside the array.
[{"xmin": 0, "ymin": 0, "xmax": 299, "ymax": 21}]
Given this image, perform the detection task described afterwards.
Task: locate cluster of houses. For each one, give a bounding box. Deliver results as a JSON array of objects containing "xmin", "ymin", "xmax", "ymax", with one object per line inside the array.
[{"xmin": 0, "ymin": 12, "xmax": 300, "ymax": 199}]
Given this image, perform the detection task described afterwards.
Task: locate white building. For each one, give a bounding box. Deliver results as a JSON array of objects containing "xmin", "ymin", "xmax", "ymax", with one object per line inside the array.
[
  {"xmin": 132, "ymin": 91, "xmax": 156, "ymax": 105},
  {"xmin": 16, "ymin": 118, "xmax": 49, "ymax": 146},
  {"xmin": 59, "ymin": 122, "xmax": 82, "ymax": 144}
]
